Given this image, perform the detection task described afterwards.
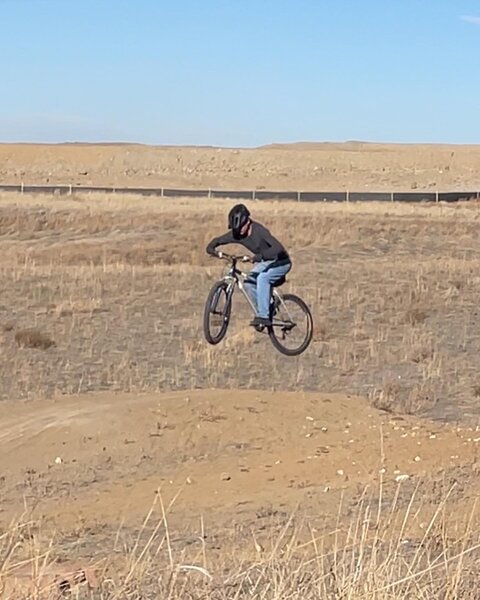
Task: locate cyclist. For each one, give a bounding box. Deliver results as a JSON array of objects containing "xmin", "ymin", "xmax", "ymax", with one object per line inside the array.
[{"xmin": 206, "ymin": 204, "xmax": 292, "ymax": 328}]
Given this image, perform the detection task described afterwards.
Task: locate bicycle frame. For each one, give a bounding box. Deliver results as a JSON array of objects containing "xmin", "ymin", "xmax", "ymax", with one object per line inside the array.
[
  {"xmin": 220, "ymin": 257, "xmax": 293, "ymax": 327},
  {"xmin": 222, "ymin": 267, "xmax": 257, "ymax": 315}
]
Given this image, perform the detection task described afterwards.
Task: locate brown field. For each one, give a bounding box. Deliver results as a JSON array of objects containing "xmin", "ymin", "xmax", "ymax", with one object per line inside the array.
[
  {"xmin": 2, "ymin": 141, "xmax": 480, "ymax": 191},
  {"xmin": 0, "ymin": 186, "xmax": 480, "ymax": 598}
]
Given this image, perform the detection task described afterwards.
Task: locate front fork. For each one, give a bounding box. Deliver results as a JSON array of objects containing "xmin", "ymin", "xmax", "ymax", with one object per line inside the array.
[{"xmin": 214, "ymin": 278, "xmax": 236, "ymax": 321}]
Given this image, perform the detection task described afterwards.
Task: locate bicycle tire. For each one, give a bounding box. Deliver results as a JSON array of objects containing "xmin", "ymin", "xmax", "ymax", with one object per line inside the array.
[
  {"xmin": 203, "ymin": 280, "xmax": 232, "ymax": 345},
  {"xmin": 268, "ymin": 293, "xmax": 313, "ymax": 356}
]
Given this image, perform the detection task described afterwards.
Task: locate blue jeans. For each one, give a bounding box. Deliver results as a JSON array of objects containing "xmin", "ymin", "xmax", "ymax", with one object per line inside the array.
[{"xmin": 244, "ymin": 260, "xmax": 292, "ymax": 319}]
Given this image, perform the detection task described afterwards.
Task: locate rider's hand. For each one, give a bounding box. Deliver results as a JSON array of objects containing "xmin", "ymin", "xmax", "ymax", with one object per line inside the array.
[
  {"xmin": 241, "ymin": 255, "xmax": 250, "ymax": 263},
  {"xmin": 217, "ymin": 251, "xmax": 223, "ymax": 259}
]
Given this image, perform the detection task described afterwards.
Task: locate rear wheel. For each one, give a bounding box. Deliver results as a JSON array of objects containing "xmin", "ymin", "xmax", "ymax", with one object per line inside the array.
[
  {"xmin": 268, "ymin": 293, "xmax": 313, "ymax": 356},
  {"xmin": 203, "ymin": 281, "xmax": 233, "ymax": 344}
]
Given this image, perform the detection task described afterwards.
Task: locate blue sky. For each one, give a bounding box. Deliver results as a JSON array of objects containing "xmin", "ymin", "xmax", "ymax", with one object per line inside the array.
[{"xmin": 1, "ymin": 0, "xmax": 480, "ymax": 146}]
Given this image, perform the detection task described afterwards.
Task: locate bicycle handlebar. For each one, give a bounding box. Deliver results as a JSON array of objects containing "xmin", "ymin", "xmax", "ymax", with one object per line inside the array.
[{"xmin": 212, "ymin": 251, "xmax": 252, "ymax": 263}]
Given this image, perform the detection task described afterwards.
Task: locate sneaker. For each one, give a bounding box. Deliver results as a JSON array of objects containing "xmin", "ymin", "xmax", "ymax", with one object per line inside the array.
[{"xmin": 250, "ymin": 316, "xmax": 272, "ymax": 330}]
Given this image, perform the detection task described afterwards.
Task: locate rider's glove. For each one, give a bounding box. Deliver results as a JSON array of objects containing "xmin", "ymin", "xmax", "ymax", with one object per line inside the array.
[
  {"xmin": 217, "ymin": 251, "xmax": 223, "ymax": 258},
  {"xmin": 241, "ymin": 255, "xmax": 250, "ymax": 263}
]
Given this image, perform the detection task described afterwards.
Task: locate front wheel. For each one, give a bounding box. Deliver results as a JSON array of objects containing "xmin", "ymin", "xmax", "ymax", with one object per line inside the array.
[
  {"xmin": 203, "ymin": 281, "xmax": 233, "ymax": 345},
  {"xmin": 268, "ymin": 293, "xmax": 313, "ymax": 356}
]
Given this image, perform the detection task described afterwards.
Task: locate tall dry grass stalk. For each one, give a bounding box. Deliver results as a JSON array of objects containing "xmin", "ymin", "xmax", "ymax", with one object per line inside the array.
[{"xmin": 1, "ymin": 483, "xmax": 478, "ymax": 599}]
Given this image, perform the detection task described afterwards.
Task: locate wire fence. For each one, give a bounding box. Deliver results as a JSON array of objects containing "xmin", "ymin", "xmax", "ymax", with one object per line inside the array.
[{"xmin": 0, "ymin": 183, "xmax": 479, "ymax": 203}]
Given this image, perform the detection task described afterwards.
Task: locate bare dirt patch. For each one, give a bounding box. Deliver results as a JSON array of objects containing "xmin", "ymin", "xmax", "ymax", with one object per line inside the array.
[
  {"xmin": 3, "ymin": 388, "xmax": 476, "ymax": 529},
  {"xmin": 1, "ymin": 389, "xmax": 479, "ymax": 598}
]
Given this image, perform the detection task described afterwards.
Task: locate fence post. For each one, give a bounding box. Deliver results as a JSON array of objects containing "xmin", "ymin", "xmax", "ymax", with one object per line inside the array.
[
  {"xmin": 208, "ymin": 187, "xmax": 211, "ymax": 199},
  {"xmin": 435, "ymin": 191, "xmax": 439, "ymax": 203},
  {"xmin": 161, "ymin": 188, "xmax": 164, "ymax": 197},
  {"xmin": 21, "ymin": 182, "xmax": 24, "ymax": 194},
  {"xmin": 346, "ymin": 190, "xmax": 350, "ymax": 203},
  {"xmin": 253, "ymin": 190, "xmax": 256, "ymax": 201},
  {"xmin": 297, "ymin": 190, "xmax": 300, "ymax": 202},
  {"xmin": 390, "ymin": 191, "xmax": 394, "ymax": 202},
  {"xmin": 68, "ymin": 184, "xmax": 72, "ymax": 195}
]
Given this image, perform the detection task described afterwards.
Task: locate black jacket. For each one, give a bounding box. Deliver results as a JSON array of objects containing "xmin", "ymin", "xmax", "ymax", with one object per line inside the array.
[{"xmin": 206, "ymin": 221, "xmax": 290, "ymax": 263}]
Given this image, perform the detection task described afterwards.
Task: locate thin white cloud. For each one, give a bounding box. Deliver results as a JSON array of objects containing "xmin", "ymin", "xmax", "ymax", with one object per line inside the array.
[{"xmin": 461, "ymin": 15, "xmax": 480, "ymax": 25}]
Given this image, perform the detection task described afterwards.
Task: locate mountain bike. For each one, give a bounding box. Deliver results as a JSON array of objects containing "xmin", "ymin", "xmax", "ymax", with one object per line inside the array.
[{"xmin": 203, "ymin": 252, "xmax": 313, "ymax": 356}]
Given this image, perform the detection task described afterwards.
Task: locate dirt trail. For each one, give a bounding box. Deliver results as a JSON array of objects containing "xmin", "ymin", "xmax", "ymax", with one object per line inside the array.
[{"xmin": 1, "ymin": 390, "xmax": 478, "ymax": 533}]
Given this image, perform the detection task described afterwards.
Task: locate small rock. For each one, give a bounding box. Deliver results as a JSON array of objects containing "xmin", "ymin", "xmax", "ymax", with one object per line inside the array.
[
  {"xmin": 54, "ymin": 457, "xmax": 63, "ymax": 465},
  {"xmin": 395, "ymin": 474, "xmax": 410, "ymax": 482},
  {"xmin": 414, "ymin": 456, "xmax": 421, "ymax": 462},
  {"xmin": 221, "ymin": 472, "xmax": 231, "ymax": 481},
  {"xmin": 336, "ymin": 469, "xmax": 344, "ymax": 476}
]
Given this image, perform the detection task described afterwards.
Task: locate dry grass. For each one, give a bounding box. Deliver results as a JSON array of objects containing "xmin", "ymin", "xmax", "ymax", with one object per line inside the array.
[
  {"xmin": 3, "ymin": 141, "xmax": 480, "ymax": 192},
  {"xmin": 0, "ymin": 192, "xmax": 480, "ymax": 419},
  {"xmin": 0, "ymin": 484, "xmax": 479, "ymax": 599},
  {"xmin": 14, "ymin": 329, "xmax": 55, "ymax": 350}
]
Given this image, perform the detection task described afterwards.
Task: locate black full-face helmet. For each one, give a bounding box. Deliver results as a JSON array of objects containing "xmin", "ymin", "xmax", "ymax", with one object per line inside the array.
[{"xmin": 228, "ymin": 204, "xmax": 250, "ymax": 238}]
